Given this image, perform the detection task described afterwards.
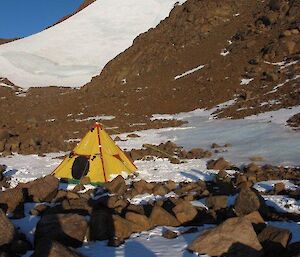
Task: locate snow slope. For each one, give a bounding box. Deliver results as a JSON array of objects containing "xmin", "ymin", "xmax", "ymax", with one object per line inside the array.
[{"xmin": 0, "ymin": 0, "xmax": 185, "ymax": 88}]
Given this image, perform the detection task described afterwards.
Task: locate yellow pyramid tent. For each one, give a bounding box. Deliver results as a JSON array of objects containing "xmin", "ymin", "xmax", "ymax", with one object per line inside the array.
[{"xmin": 52, "ymin": 122, "xmax": 137, "ymax": 184}]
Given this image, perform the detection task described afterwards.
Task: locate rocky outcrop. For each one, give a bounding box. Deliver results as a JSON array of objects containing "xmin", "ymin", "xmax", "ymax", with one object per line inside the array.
[{"xmin": 188, "ymin": 217, "xmax": 263, "ymax": 257}]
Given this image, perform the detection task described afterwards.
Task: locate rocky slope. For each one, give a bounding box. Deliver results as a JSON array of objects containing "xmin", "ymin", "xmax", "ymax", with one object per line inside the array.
[
  {"xmin": 0, "ymin": 156, "xmax": 300, "ymax": 257},
  {"xmin": 0, "ymin": 0, "xmax": 300, "ymax": 155}
]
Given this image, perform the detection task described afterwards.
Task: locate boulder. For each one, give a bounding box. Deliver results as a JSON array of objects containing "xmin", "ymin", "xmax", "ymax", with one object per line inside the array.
[
  {"xmin": 133, "ymin": 180, "xmax": 154, "ymax": 194},
  {"xmin": 164, "ymin": 180, "xmax": 177, "ymax": 191},
  {"xmin": 35, "ymin": 214, "xmax": 88, "ymax": 247},
  {"xmin": 125, "ymin": 212, "xmax": 152, "ymax": 232},
  {"xmin": 32, "ymin": 240, "xmax": 84, "ymax": 257},
  {"xmin": 61, "ymin": 198, "xmax": 92, "ymax": 214},
  {"xmin": 89, "ymin": 209, "xmax": 114, "ymax": 241},
  {"xmin": 172, "ymin": 200, "xmax": 198, "ymax": 224},
  {"xmin": 188, "ymin": 217, "xmax": 263, "ymax": 257},
  {"xmin": 0, "ymin": 209, "xmax": 15, "ymax": 246},
  {"xmin": 153, "ymin": 184, "xmax": 169, "ymax": 196},
  {"xmin": 274, "ymin": 182, "xmax": 285, "ymax": 194},
  {"xmin": 106, "ymin": 195, "xmax": 129, "ymax": 213},
  {"xmin": 105, "ymin": 175, "xmax": 127, "ymax": 195},
  {"xmin": 0, "ymin": 187, "xmax": 24, "ymax": 213},
  {"xmin": 234, "ymin": 188, "xmax": 268, "ymax": 217},
  {"xmin": 207, "ymin": 158, "xmax": 230, "ymax": 170},
  {"xmin": 258, "ymin": 225, "xmax": 291, "ymax": 256},
  {"xmin": 150, "ymin": 206, "xmax": 180, "ymax": 227},
  {"xmin": 205, "ymin": 195, "xmax": 228, "ymax": 210},
  {"xmin": 112, "ymin": 215, "xmax": 133, "ymax": 240},
  {"xmin": 19, "ymin": 175, "xmax": 59, "ymax": 202}
]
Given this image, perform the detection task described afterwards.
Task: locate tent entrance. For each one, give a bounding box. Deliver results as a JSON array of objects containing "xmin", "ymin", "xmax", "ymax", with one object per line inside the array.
[{"xmin": 71, "ymin": 156, "xmax": 90, "ymax": 180}]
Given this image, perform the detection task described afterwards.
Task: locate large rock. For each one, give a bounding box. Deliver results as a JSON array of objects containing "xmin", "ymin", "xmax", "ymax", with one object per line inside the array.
[
  {"xmin": 172, "ymin": 200, "xmax": 198, "ymax": 224},
  {"xmin": 234, "ymin": 188, "xmax": 268, "ymax": 217},
  {"xmin": 32, "ymin": 240, "xmax": 84, "ymax": 257},
  {"xmin": 125, "ymin": 212, "xmax": 152, "ymax": 232},
  {"xmin": 133, "ymin": 180, "xmax": 154, "ymax": 194},
  {"xmin": 188, "ymin": 217, "xmax": 263, "ymax": 257},
  {"xmin": 19, "ymin": 175, "xmax": 59, "ymax": 202},
  {"xmin": 0, "ymin": 188, "xmax": 24, "ymax": 213},
  {"xmin": 35, "ymin": 214, "xmax": 88, "ymax": 247},
  {"xmin": 0, "ymin": 209, "xmax": 15, "ymax": 246},
  {"xmin": 89, "ymin": 209, "xmax": 114, "ymax": 241},
  {"xmin": 205, "ymin": 195, "xmax": 228, "ymax": 210},
  {"xmin": 258, "ymin": 225, "xmax": 291, "ymax": 256},
  {"xmin": 61, "ymin": 198, "xmax": 92, "ymax": 214},
  {"xmin": 207, "ymin": 157, "xmax": 231, "ymax": 170},
  {"xmin": 150, "ymin": 206, "xmax": 180, "ymax": 227},
  {"xmin": 113, "ymin": 215, "xmax": 133, "ymax": 240},
  {"xmin": 105, "ymin": 175, "xmax": 127, "ymax": 195}
]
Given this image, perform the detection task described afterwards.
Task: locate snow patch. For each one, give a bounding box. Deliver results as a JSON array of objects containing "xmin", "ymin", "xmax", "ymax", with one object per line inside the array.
[
  {"xmin": 240, "ymin": 78, "xmax": 254, "ymax": 85},
  {"xmin": 0, "ymin": 0, "xmax": 187, "ymax": 88},
  {"xmin": 75, "ymin": 115, "xmax": 115, "ymax": 122},
  {"xmin": 174, "ymin": 65, "xmax": 205, "ymax": 80}
]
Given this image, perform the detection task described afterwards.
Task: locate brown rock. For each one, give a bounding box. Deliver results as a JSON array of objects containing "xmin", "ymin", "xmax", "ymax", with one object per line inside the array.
[
  {"xmin": 207, "ymin": 157, "xmax": 230, "ymax": 170},
  {"xmin": 0, "ymin": 209, "xmax": 15, "ymax": 246},
  {"xmin": 258, "ymin": 225, "xmax": 291, "ymax": 255},
  {"xmin": 205, "ymin": 195, "xmax": 228, "ymax": 210},
  {"xmin": 125, "ymin": 212, "xmax": 151, "ymax": 232},
  {"xmin": 113, "ymin": 215, "xmax": 133, "ymax": 240},
  {"xmin": 62, "ymin": 198, "xmax": 92, "ymax": 214},
  {"xmin": 162, "ymin": 228, "xmax": 178, "ymax": 239},
  {"xmin": 133, "ymin": 179, "xmax": 154, "ymax": 194},
  {"xmin": 20, "ymin": 175, "xmax": 59, "ymax": 202},
  {"xmin": 274, "ymin": 182, "xmax": 285, "ymax": 194},
  {"xmin": 164, "ymin": 180, "xmax": 177, "ymax": 191},
  {"xmin": 188, "ymin": 217, "xmax": 263, "ymax": 257},
  {"xmin": 244, "ymin": 211, "xmax": 265, "ymax": 225},
  {"xmin": 234, "ymin": 188, "xmax": 268, "ymax": 217},
  {"xmin": 172, "ymin": 200, "xmax": 198, "ymax": 224},
  {"xmin": 150, "ymin": 206, "xmax": 180, "ymax": 227},
  {"xmin": 106, "ymin": 195, "xmax": 128, "ymax": 213},
  {"xmin": 72, "ymin": 184, "xmax": 85, "ymax": 192},
  {"xmin": 153, "ymin": 184, "xmax": 169, "ymax": 196},
  {"xmin": 30, "ymin": 204, "xmax": 48, "ymax": 216},
  {"xmin": 105, "ymin": 175, "xmax": 127, "ymax": 195},
  {"xmin": 52, "ymin": 190, "xmax": 67, "ymax": 202},
  {"xmin": 66, "ymin": 191, "xmax": 80, "ymax": 200},
  {"xmin": 0, "ymin": 187, "xmax": 24, "ymax": 213},
  {"xmin": 79, "ymin": 176, "xmax": 91, "ymax": 185},
  {"xmin": 35, "ymin": 214, "xmax": 88, "ymax": 247}
]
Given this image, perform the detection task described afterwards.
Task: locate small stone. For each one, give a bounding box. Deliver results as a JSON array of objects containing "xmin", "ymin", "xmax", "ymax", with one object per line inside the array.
[{"xmin": 162, "ymin": 228, "xmax": 178, "ymax": 239}]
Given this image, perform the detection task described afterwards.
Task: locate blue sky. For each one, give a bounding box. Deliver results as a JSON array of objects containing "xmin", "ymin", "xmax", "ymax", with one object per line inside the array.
[{"xmin": 0, "ymin": 0, "xmax": 84, "ymax": 38}]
